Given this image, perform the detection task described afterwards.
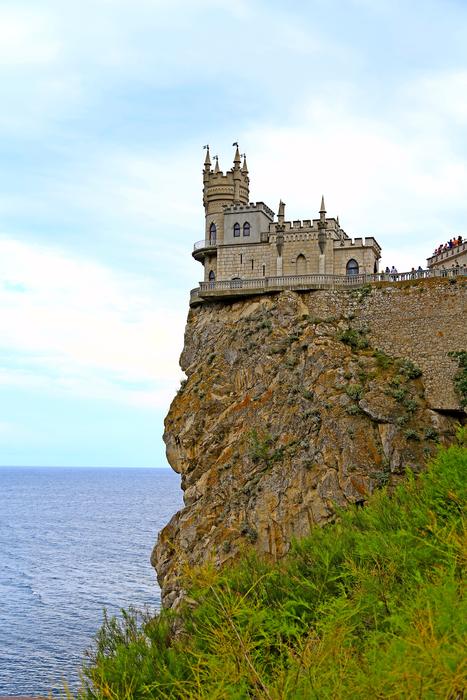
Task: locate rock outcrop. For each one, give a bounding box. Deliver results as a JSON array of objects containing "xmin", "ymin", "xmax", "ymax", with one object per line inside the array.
[{"xmin": 152, "ymin": 284, "xmax": 464, "ymax": 607}]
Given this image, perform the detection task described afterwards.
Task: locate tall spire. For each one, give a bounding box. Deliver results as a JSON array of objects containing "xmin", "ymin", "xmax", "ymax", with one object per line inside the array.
[
  {"xmin": 214, "ymin": 155, "xmax": 220, "ymax": 173},
  {"xmin": 233, "ymin": 142, "xmax": 241, "ymax": 169},
  {"xmin": 203, "ymin": 145, "xmax": 211, "ymax": 170},
  {"xmin": 242, "ymin": 153, "xmax": 248, "ymax": 174},
  {"xmin": 320, "ymin": 195, "xmax": 326, "ymax": 214}
]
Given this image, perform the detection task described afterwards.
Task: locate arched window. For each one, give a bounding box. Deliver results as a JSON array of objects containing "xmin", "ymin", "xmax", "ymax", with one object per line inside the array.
[
  {"xmin": 209, "ymin": 223, "xmax": 216, "ymax": 244},
  {"xmin": 233, "ymin": 222, "xmax": 240, "ymax": 237},
  {"xmin": 243, "ymin": 222, "xmax": 250, "ymax": 236},
  {"xmin": 346, "ymin": 259, "xmax": 359, "ymax": 276},
  {"xmin": 296, "ymin": 254, "xmax": 307, "ymax": 275},
  {"xmin": 208, "ymin": 270, "xmax": 215, "ymax": 282}
]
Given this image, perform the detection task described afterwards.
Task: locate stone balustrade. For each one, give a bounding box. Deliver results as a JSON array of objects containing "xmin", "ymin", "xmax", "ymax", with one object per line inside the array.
[
  {"xmin": 189, "ymin": 267, "xmax": 467, "ymax": 306},
  {"xmin": 427, "ymin": 241, "xmax": 466, "ymax": 266}
]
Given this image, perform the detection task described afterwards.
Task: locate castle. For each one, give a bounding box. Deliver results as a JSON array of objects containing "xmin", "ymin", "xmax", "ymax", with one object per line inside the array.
[{"xmin": 191, "ymin": 145, "xmax": 381, "ymax": 303}]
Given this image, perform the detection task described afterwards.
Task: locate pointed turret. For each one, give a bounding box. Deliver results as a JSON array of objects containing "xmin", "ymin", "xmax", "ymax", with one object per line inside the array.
[
  {"xmin": 204, "ymin": 145, "xmax": 211, "ymax": 171},
  {"xmin": 214, "ymin": 155, "xmax": 220, "ymax": 173},
  {"xmin": 320, "ymin": 195, "xmax": 326, "ymax": 214},
  {"xmin": 233, "ymin": 142, "xmax": 241, "ymax": 169},
  {"xmin": 242, "ymin": 154, "xmax": 248, "ymax": 174}
]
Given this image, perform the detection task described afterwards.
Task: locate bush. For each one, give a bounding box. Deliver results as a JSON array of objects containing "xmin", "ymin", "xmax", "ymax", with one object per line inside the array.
[
  {"xmin": 77, "ymin": 435, "xmax": 467, "ymax": 700},
  {"xmin": 337, "ymin": 328, "xmax": 369, "ymax": 351},
  {"xmin": 346, "ymin": 383, "xmax": 364, "ymax": 401},
  {"xmin": 397, "ymin": 358, "xmax": 423, "ymax": 379},
  {"xmin": 448, "ymin": 351, "xmax": 467, "ymax": 407}
]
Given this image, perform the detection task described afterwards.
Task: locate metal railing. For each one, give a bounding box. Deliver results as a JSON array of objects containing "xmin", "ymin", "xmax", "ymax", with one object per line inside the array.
[
  {"xmin": 191, "ymin": 267, "xmax": 467, "ymax": 300},
  {"xmin": 193, "ymin": 239, "xmax": 217, "ymax": 251}
]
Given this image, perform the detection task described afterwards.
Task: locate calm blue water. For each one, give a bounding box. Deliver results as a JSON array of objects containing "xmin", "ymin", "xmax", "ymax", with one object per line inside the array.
[{"xmin": 0, "ymin": 467, "xmax": 183, "ymax": 697}]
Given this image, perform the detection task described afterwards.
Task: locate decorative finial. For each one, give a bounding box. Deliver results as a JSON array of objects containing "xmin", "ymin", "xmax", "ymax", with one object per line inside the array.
[
  {"xmin": 241, "ymin": 153, "xmax": 248, "ymax": 174},
  {"xmin": 233, "ymin": 142, "xmax": 241, "ymax": 167},
  {"xmin": 320, "ymin": 195, "xmax": 326, "ymax": 214},
  {"xmin": 203, "ymin": 144, "xmax": 211, "ymax": 169},
  {"xmin": 214, "ymin": 155, "xmax": 220, "ymax": 173}
]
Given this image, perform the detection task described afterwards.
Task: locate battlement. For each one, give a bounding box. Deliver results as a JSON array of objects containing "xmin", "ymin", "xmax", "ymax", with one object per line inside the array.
[
  {"xmin": 224, "ymin": 201, "xmax": 275, "ymax": 219},
  {"xmin": 268, "ymin": 217, "xmax": 340, "ymax": 232},
  {"xmin": 337, "ymin": 236, "xmax": 381, "ymax": 251}
]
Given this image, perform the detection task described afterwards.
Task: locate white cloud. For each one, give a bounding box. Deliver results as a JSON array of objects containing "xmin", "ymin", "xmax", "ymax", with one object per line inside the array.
[
  {"xmin": 240, "ymin": 71, "xmax": 467, "ymax": 271},
  {"xmin": 0, "ymin": 7, "xmax": 61, "ymax": 67},
  {"xmin": 0, "ymin": 237, "xmax": 186, "ymax": 407}
]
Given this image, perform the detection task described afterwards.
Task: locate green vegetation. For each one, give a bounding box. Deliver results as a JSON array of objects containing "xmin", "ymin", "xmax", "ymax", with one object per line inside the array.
[
  {"xmin": 77, "ymin": 432, "xmax": 466, "ymax": 699},
  {"xmin": 350, "ymin": 283, "xmax": 372, "ymax": 302},
  {"xmin": 345, "ymin": 383, "xmax": 364, "ymax": 401},
  {"xmin": 397, "ymin": 358, "xmax": 423, "ymax": 379},
  {"xmin": 448, "ymin": 350, "xmax": 467, "ymax": 408},
  {"xmin": 337, "ymin": 327, "xmax": 369, "ymax": 351},
  {"xmin": 248, "ymin": 429, "xmax": 284, "ymax": 466}
]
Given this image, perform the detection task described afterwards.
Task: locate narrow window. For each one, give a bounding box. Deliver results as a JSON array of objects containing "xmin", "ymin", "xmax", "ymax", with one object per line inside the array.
[
  {"xmin": 243, "ymin": 222, "xmax": 250, "ymax": 236},
  {"xmin": 240, "ymin": 254, "xmax": 243, "ymax": 264},
  {"xmin": 233, "ymin": 222, "xmax": 240, "ymax": 237},
  {"xmin": 262, "ymin": 264, "xmax": 266, "ymax": 277},
  {"xmin": 208, "ymin": 270, "xmax": 215, "ymax": 282},
  {"xmin": 296, "ymin": 254, "xmax": 307, "ymax": 275},
  {"xmin": 251, "ymin": 259, "xmax": 254, "ymax": 270},
  {"xmin": 209, "ymin": 223, "xmax": 216, "ymax": 244},
  {"xmin": 346, "ymin": 259, "xmax": 359, "ymax": 276}
]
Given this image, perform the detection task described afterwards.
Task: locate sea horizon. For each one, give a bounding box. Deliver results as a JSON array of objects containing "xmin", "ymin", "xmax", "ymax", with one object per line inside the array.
[{"xmin": 0, "ymin": 466, "xmax": 183, "ymax": 696}]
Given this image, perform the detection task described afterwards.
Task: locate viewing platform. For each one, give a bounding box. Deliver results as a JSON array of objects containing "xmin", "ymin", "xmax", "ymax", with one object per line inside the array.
[
  {"xmin": 427, "ymin": 241, "xmax": 466, "ymax": 268},
  {"xmin": 189, "ymin": 267, "xmax": 467, "ymax": 307}
]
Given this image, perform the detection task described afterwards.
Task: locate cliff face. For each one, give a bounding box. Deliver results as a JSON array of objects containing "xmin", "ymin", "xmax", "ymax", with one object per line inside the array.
[{"xmin": 152, "ymin": 281, "xmax": 465, "ymax": 607}]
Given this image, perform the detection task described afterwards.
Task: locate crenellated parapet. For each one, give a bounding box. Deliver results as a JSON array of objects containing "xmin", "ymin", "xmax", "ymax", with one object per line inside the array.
[{"xmin": 224, "ymin": 201, "xmax": 275, "ymax": 219}]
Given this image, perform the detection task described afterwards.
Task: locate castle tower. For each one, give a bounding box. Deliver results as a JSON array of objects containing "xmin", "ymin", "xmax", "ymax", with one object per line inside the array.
[{"xmin": 202, "ymin": 144, "xmax": 250, "ymax": 243}]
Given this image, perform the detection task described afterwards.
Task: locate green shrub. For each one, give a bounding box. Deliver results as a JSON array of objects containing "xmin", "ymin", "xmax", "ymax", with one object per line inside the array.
[
  {"xmin": 397, "ymin": 358, "xmax": 423, "ymax": 379},
  {"xmin": 77, "ymin": 435, "xmax": 467, "ymax": 700},
  {"xmin": 373, "ymin": 349, "xmax": 393, "ymax": 370},
  {"xmin": 448, "ymin": 350, "xmax": 467, "ymax": 407},
  {"xmin": 337, "ymin": 328, "xmax": 369, "ymax": 351},
  {"xmin": 346, "ymin": 383, "xmax": 364, "ymax": 401}
]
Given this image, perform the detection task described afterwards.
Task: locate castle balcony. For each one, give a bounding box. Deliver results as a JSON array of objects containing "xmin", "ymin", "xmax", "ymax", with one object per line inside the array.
[
  {"xmin": 189, "ymin": 267, "xmax": 467, "ymax": 306},
  {"xmin": 192, "ymin": 239, "xmax": 218, "ymax": 261}
]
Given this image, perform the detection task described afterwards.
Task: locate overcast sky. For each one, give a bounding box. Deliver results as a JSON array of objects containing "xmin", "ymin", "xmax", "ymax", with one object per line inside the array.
[{"xmin": 1, "ymin": 0, "xmax": 466, "ymax": 467}]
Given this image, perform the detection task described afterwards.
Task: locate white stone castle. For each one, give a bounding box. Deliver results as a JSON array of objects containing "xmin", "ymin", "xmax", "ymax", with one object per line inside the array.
[{"xmin": 190, "ymin": 144, "xmax": 464, "ymax": 306}]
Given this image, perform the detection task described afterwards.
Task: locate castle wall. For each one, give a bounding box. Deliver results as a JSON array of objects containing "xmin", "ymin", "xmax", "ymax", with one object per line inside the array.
[
  {"xmin": 223, "ymin": 209, "xmax": 269, "ymax": 244},
  {"xmin": 333, "ymin": 246, "xmax": 379, "ymax": 275},
  {"xmin": 216, "ymin": 242, "xmax": 272, "ymax": 279}
]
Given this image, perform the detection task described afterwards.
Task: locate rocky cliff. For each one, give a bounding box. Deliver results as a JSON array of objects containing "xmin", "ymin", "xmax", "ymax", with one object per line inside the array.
[{"xmin": 152, "ymin": 279, "xmax": 465, "ymax": 607}]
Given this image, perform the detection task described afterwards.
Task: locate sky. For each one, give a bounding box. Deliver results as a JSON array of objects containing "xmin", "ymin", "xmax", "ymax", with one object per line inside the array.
[{"xmin": 1, "ymin": 0, "xmax": 467, "ymax": 467}]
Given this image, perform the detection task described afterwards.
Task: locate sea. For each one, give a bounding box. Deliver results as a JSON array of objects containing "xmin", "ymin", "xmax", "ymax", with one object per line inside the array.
[{"xmin": 0, "ymin": 467, "xmax": 183, "ymax": 697}]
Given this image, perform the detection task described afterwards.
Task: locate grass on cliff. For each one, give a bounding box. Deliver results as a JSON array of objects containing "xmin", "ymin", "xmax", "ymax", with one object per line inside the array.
[{"xmin": 76, "ymin": 431, "xmax": 466, "ymax": 700}]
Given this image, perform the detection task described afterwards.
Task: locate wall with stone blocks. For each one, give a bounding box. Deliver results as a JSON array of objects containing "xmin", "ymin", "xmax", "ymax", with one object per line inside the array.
[{"xmin": 300, "ymin": 277, "xmax": 467, "ymax": 410}]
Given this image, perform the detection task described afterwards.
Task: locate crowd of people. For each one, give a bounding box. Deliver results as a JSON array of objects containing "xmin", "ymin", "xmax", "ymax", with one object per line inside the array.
[
  {"xmin": 383, "ymin": 265, "xmax": 424, "ymax": 279},
  {"xmin": 432, "ymin": 236, "xmax": 463, "ymax": 256}
]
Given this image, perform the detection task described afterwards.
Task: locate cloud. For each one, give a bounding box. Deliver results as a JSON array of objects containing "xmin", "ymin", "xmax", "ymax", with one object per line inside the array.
[
  {"xmin": 0, "ymin": 7, "xmax": 61, "ymax": 67},
  {"xmin": 0, "ymin": 237, "xmax": 186, "ymax": 407},
  {"xmin": 239, "ymin": 70, "xmax": 467, "ymax": 271}
]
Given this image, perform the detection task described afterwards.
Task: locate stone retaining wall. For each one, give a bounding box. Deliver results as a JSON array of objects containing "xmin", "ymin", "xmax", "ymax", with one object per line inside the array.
[{"xmin": 302, "ymin": 277, "xmax": 466, "ymax": 410}]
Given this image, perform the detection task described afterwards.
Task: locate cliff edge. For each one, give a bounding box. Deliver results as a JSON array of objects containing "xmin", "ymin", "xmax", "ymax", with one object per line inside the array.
[{"xmin": 152, "ymin": 279, "xmax": 466, "ymax": 607}]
